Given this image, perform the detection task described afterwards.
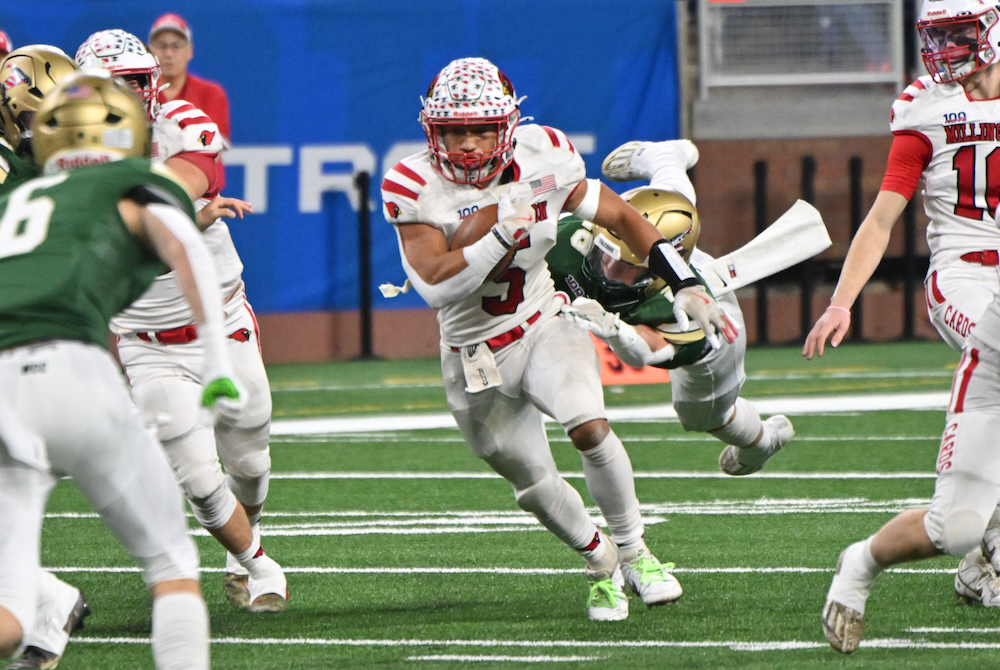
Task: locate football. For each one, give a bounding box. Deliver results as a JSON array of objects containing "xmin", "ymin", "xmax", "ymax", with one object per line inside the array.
[
  {"xmin": 449, "ymin": 204, "xmax": 499, "ymax": 251},
  {"xmin": 449, "ymin": 204, "xmax": 517, "ymax": 281}
]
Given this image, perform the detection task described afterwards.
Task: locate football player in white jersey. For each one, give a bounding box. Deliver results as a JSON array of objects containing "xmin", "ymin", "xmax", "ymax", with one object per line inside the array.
[
  {"xmin": 559, "ymin": 139, "xmax": 795, "ymax": 476},
  {"xmin": 382, "ymin": 57, "xmax": 737, "ymax": 621},
  {"xmin": 74, "ymin": 28, "xmax": 287, "ymax": 613},
  {"xmin": 815, "ymin": 0, "xmax": 1000, "ymax": 649}
]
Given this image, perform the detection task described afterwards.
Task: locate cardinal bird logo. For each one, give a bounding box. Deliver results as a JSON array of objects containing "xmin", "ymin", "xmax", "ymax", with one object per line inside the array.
[
  {"xmin": 386, "ymin": 202, "xmax": 401, "ymax": 219},
  {"xmin": 198, "ymin": 130, "xmax": 215, "ymax": 147}
]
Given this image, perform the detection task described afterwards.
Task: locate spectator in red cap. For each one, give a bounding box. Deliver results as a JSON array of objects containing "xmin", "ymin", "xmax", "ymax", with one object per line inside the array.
[
  {"xmin": 149, "ymin": 12, "xmax": 230, "ymax": 185},
  {"xmin": 149, "ymin": 13, "xmax": 230, "ymax": 140},
  {"xmin": 0, "ymin": 30, "xmax": 12, "ymax": 59}
]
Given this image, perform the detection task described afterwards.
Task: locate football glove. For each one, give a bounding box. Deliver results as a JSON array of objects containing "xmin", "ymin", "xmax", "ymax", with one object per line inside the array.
[
  {"xmin": 561, "ymin": 297, "xmax": 676, "ymax": 368},
  {"xmin": 492, "ymin": 194, "xmax": 535, "ymax": 248},
  {"xmin": 201, "ymin": 376, "xmax": 248, "ymax": 423},
  {"xmin": 673, "ymin": 285, "xmax": 739, "ymax": 350}
]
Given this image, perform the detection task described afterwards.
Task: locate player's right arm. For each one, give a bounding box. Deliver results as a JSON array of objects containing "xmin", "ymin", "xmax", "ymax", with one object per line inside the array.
[
  {"xmin": 117, "ymin": 194, "xmax": 243, "ymax": 418},
  {"xmin": 803, "ymin": 191, "xmax": 908, "ymax": 359}
]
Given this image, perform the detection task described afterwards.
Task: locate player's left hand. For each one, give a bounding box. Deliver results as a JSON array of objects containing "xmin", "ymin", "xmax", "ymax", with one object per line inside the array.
[
  {"xmin": 201, "ymin": 376, "xmax": 248, "ymax": 423},
  {"xmin": 197, "ymin": 196, "xmax": 254, "ymax": 228},
  {"xmin": 560, "ymin": 296, "xmax": 622, "ymax": 340},
  {"xmin": 673, "ymin": 285, "xmax": 739, "ymax": 350}
]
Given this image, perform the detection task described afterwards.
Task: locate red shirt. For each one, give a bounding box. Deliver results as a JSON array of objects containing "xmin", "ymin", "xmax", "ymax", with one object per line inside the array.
[
  {"xmin": 880, "ymin": 131, "xmax": 932, "ymax": 199},
  {"xmin": 158, "ymin": 73, "xmax": 230, "ymax": 190}
]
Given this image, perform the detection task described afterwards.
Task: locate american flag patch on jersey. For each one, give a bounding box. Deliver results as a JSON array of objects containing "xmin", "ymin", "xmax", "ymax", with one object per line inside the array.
[{"xmin": 530, "ymin": 175, "xmax": 556, "ymax": 196}]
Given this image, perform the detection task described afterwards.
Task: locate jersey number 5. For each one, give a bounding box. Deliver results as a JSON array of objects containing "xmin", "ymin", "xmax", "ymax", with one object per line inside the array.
[
  {"xmin": 953, "ymin": 146, "xmax": 1000, "ymax": 221},
  {"xmin": 0, "ymin": 174, "xmax": 68, "ymax": 259}
]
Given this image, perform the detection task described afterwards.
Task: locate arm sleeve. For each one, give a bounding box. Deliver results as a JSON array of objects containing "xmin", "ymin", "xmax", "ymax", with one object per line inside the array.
[
  {"xmin": 880, "ymin": 131, "xmax": 932, "ymax": 199},
  {"xmin": 394, "ymin": 226, "xmax": 509, "ymax": 309},
  {"xmin": 171, "ymin": 151, "xmax": 222, "ymax": 199}
]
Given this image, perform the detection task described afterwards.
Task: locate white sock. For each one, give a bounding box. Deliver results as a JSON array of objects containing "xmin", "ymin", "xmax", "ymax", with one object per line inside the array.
[
  {"xmin": 579, "ymin": 431, "xmax": 644, "ymax": 548},
  {"xmin": 826, "ymin": 537, "xmax": 883, "ymax": 614},
  {"xmin": 580, "ymin": 531, "xmax": 618, "ymax": 574},
  {"xmin": 151, "ymin": 592, "xmax": 209, "ymax": 670},
  {"xmin": 709, "ymin": 398, "xmax": 764, "ymax": 449},
  {"xmin": 22, "ymin": 570, "xmax": 78, "ymax": 657},
  {"xmin": 233, "ymin": 531, "xmax": 263, "ymax": 570}
]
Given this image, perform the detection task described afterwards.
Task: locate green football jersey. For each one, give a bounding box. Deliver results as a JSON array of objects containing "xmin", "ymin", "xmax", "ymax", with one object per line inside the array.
[
  {"xmin": 0, "ymin": 139, "xmax": 40, "ymax": 194},
  {"xmin": 0, "ymin": 158, "xmax": 196, "ymax": 350},
  {"xmin": 546, "ymin": 215, "xmax": 710, "ymax": 369}
]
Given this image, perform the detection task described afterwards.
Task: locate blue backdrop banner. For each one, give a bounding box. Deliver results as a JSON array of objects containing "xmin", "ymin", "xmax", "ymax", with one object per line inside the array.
[{"xmin": 0, "ymin": 0, "xmax": 680, "ymax": 313}]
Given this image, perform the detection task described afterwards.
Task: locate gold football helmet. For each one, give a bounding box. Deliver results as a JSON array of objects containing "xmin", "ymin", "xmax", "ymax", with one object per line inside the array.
[
  {"xmin": 33, "ymin": 69, "xmax": 151, "ymax": 172},
  {"xmin": 581, "ymin": 188, "xmax": 701, "ymax": 312},
  {"xmin": 0, "ymin": 45, "xmax": 78, "ymax": 153}
]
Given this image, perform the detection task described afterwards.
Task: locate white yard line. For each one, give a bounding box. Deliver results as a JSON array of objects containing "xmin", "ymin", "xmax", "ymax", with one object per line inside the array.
[
  {"xmin": 270, "ymin": 392, "xmax": 950, "ymax": 436},
  {"xmin": 262, "ymin": 471, "xmax": 938, "ymax": 480},
  {"xmin": 66, "ymin": 636, "xmax": 998, "ymax": 651},
  {"xmin": 44, "ymin": 565, "xmax": 952, "ymax": 575}
]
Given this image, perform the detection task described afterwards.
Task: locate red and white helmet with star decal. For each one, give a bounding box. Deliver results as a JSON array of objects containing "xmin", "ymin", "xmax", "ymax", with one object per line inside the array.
[
  {"xmin": 918, "ymin": 0, "xmax": 1000, "ymax": 83},
  {"xmin": 75, "ymin": 29, "xmax": 163, "ymax": 120},
  {"xmin": 420, "ymin": 57, "xmax": 523, "ymax": 186}
]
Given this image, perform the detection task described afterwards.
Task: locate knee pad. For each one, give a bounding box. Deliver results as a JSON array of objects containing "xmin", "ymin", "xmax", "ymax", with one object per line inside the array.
[
  {"xmin": 188, "ymin": 481, "xmax": 239, "ymax": 530},
  {"xmin": 928, "ymin": 509, "xmax": 988, "ymax": 557},
  {"xmin": 216, "ymin": 423, "xmax": 271, "ymax": 508}
]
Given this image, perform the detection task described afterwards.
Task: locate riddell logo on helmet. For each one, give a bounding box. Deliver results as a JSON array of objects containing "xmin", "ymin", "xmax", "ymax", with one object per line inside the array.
[
  {"xmin": 53, "ymin": 152, "xmax": 113, "ymax": 170},
  {"xmin": 925, "ymin": 9, "xmax": 948, "ymax": 15}
]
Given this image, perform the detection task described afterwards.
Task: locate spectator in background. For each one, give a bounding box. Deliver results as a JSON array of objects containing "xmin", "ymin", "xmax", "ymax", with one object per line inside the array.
[
  {"xmin": 148, "ymin": 12, "xmax": 230, "ymax": 187},
  {"xmin": 0, "ymin": 30, "xmax": 12, "ymax": 59}
]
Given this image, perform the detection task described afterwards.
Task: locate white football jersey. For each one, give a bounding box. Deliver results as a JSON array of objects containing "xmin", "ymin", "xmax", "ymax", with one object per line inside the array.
[
  {"xmin": 892, "ymin": 76, "xmax": 1000, "ymax": 271},
  {"xmin": 383, "ymin": 124, "xmax": 586, "ymax": 347},
  {"xmin": 111, "ymin": 100, "xmax": 244, "ymax": 333}
]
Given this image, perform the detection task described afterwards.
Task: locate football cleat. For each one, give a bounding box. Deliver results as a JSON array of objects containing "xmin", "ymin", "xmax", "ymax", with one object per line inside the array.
[
  {"xmin": 955, "ymin": 550, "xmax": 1000, "ymax": 607},
  {"xmin": 822, "ymin": 598, "xmax": 864, "ymax": 654},
  {"xmin": 224, "ymin": 551, "xmax": 251, "ymax": 609},
  {"xmin": 601, "ymin": 140, "xmax": 699, "ymax": 183},
  {"xmin": 620, "ymin": 555, "xmax": 683, "ymax": 608},
  {"xmin": 5, "ymin": 591, "xmax": 90, "ymax": 670},
  {"xmin": 248, "ymin": 554, "xmax": 288, "ymax": 613},
  {"xmin": 585, "ymin": 565, "xmax": 629, "ymax": 621},
  {"xmin": 719, "ymin": 415, "xmax": 794, "ymax": 476}
]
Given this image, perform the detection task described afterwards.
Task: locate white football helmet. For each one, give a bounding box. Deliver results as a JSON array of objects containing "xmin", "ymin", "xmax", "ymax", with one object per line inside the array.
[
  {"xmin": 75, "ymin": 29, "xmax": 163, "ymax": 119},
  {"xmin": 419, "ymin": 57, "xmax": 523, "ymax": 186},
  {"xmin": 917, "ymin": 0, "xmax": 1000, "ymax": 83}
]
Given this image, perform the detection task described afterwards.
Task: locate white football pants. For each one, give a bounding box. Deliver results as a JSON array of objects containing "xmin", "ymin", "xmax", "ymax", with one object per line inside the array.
[
  {"xmin": 0, "ymin": 341, "xmax": 199, "ymax": 636},
  {"xmin": 443, "ymin": 311, "xmax": 641, "ymax": 551}
]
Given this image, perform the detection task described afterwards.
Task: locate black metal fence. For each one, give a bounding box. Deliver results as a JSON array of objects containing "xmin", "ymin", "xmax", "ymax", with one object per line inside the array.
[{"xmin": 750, "ymin": 156, "xmax": 926, "ymax": 344}]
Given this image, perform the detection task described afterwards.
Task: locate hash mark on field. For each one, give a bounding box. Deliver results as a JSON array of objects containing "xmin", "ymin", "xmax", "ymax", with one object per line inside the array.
[{"xmin": 68, "ymin": 636, "xmax": 1000, "ymax": 651}]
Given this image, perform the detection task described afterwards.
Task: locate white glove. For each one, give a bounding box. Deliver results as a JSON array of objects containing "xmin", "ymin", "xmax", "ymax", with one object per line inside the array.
[
  {"xmin": 561, "ymin": 297, "xmax": 677, "ymax": 368},
  {"xmin": 492, "ymin": 194, "xmax": 535, "ymax": 247},
  {"xmin": 560, "ymin": 296, "xmax": 621, "ymax": 339},
  {"xmin": 672, "ymin": 284, "xmax": 739, "ymax": 350}
]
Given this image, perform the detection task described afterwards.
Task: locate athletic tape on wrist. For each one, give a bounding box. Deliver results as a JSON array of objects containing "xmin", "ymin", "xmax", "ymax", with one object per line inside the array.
[
  {"xmin": 571, "ymin": 178, "xmax": 602, "ymax": 222},
  {"xmin": 463, "ymin": 228, "xmax": 511, "ymax": 276}
]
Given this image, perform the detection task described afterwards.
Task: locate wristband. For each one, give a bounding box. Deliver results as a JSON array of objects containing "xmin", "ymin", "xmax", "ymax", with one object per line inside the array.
[
  {"xmin": 570, "ymin": 178, "xmax": 602, "ymax": 222},
  {"xmin": 827, "ymin": 305, "xmax": 851, "ymax": 316},
  {"xmin": 647, "ymin": 239, "xmax": 696, "ymax": 292}
]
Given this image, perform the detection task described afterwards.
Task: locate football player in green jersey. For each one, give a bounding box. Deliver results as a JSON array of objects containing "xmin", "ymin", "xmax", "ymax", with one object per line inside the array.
[
  {"xmin": 0, "ymin": 70, "xmax": 240, "ymax": 670},
  {"xmin": 0, "ymin": 45, "xmax": 77, "ymax": 192},
  {"xmin": 549, "ymin": 140, "xmax": 794, "ymax": 475}
]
